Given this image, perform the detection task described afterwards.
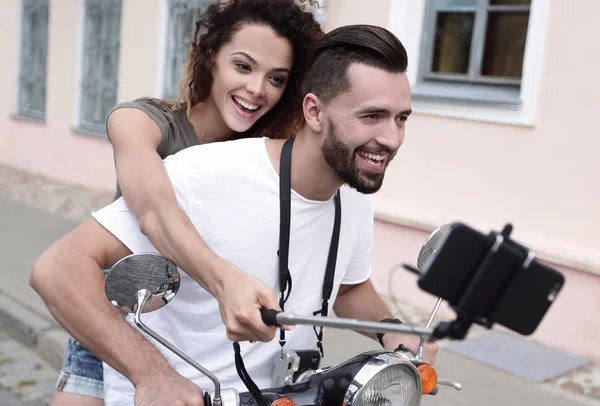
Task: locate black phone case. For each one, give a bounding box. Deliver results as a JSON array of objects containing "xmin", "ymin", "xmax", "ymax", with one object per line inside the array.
[{"xmin": 418, "ymin": 223, "xmax": 564, "ymax": 335}]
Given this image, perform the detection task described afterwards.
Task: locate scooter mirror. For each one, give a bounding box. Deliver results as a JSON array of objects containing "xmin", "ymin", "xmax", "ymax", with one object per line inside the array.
[
  {"xmin": 417, "ymin": 224, "xmax": 452, "ymax": 271},
  {"xmin": 104, "ymin": 253, "xmax": 180, "ymax": 314}
]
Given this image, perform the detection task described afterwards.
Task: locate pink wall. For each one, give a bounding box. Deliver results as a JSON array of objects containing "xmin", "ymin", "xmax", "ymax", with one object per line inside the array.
[
  {"xmin": 0, "ymin": 118, "xmax": 116, "ymax": 193},
  {"xmin": 374, "ymin": 0, "xmax": 600, "ymax": 276},
  {"xmin": 371, "ymin": 220, "xmax": 600, "ymax": 361}
]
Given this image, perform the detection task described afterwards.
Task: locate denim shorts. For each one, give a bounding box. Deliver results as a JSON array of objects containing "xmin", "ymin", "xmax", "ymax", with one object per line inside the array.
[
  {"xmin": 55, "ymin": 336, "xmax": 104, "ymax": 398},
  {"xmin": 55, "ymin": 267, "xmax": 113, "ymax": 398}
]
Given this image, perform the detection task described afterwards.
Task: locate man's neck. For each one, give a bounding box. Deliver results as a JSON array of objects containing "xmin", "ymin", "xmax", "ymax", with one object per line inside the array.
[{"xmin": 267, "ymin": 130, "xmax": 343, "ymax": 202}]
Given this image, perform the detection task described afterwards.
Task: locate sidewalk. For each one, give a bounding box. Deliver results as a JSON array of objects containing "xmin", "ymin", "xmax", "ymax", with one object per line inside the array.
[{"xmin": 1, "ymin": 163, "xmax": 599, "ymax": 404}]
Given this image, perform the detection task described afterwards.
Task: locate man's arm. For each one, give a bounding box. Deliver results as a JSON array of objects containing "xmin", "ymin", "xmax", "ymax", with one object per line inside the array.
[
  {"xmin": 333, "ymin": 279, "xmax": 438, "ymax": 364},
  {"xmin": 29, "ymin": 218, "xmax": 206, "ymax": 404},
  {"xmin": 30, "ymin": 218, "xmax": 173, "ymax": 384}
]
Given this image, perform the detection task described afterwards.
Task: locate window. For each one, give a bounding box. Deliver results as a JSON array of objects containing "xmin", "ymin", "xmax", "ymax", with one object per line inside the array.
[
  {"xmin": 16, "ymin": 0, "xmax": 50, "ymax": 121},
  {"xmin": 311, "ymin": 0, "xmax": 327, "ymax": 27},
  {"xmin": 162, "ymin": 0, "xmax": 211, "ymax": 99},
  {"xmin": 416, "ymin": 0, "xmax": 531, "ymax": 105},
  {"xmin": 78, "ymin": 0, "xmax": 122, "ymax": 134}
]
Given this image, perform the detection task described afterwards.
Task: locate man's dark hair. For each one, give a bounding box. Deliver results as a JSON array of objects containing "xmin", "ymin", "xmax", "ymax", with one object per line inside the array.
[{"xmin": 301, "ymin": 24, "xmax": 408, "ymax": 102}]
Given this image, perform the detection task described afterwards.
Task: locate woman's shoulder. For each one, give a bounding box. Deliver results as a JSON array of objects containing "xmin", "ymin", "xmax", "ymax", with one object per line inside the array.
[
  {"xmin": 108, "ymin": 97, "xmax": 177, "ymax": 126},
  {"xmin": 119, "ymin": 97, "xmax": 179, "ymax": 118}
]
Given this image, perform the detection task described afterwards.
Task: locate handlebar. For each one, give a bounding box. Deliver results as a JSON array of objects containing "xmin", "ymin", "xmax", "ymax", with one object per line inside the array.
[
  {"xmin": 260, "ymin": 308, "xmax": 435, "ymax": 337},
  {"xmin": 260, "ymin": 309, "xmax": 281, "ymax": 327}
]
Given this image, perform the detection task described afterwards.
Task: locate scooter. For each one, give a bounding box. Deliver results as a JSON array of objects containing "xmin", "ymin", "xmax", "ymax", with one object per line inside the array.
[{"xmin": 104, "ymin": 222, "xmax": 563, "ymax": 405}]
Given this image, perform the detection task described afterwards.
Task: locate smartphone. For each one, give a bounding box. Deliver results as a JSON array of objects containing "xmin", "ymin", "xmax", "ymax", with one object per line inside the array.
[{"xmin": 417, "ymin": 222, "xmax": 564, "ymax": 335}]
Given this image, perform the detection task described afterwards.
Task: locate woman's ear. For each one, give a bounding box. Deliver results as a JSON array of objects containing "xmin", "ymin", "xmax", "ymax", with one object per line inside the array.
[
  {"xmin": 205, "ymin": 49, "xmax": 215, "ymax": 70},
  {"xmin": 302, "ymin": 93, "xmax": 324, "ymax": 133}
]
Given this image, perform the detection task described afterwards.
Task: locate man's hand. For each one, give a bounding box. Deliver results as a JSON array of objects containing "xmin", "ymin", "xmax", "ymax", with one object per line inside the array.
[
  {"xmin": 214, "ymin": 260, "xmax": 291, "ymax": 342},
  {"xmin": 135, "ymin": 369, "xmax": 205, "ymax": 406},
  {"xmin": 382, "ymin": 333, "xmax": 439, "ymax": 365}
]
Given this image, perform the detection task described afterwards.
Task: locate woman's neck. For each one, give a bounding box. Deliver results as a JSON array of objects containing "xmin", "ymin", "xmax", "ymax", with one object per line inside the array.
[{"xmin": 186, "ymin": 99, "xmax": 234, "ymax": 144}]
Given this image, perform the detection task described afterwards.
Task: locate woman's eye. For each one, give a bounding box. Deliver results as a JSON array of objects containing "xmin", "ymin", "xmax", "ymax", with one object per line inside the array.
[
  {"xmin": 269, "ymin": 76, "xmax": 286, "ymax": 86},
  {"xmin": 235, "ymin": 63, "xmax": 251, "ymax": 72}
]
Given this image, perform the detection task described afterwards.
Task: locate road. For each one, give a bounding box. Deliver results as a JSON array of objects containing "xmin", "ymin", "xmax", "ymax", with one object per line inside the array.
[
  {"xmin": 321, "ymin": 329, "xmax": 595, "ymax": 406},
  {"xmin": 0, "ymin": 194, "xmax": 597, "ymax": 405},
  {"xmin": 0, "ymin": 330, "xmax": 55, "ymax": 406}
]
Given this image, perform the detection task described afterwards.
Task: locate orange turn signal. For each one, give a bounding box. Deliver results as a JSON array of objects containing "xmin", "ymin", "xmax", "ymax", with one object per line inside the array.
[
  {"xmin": 271, "ymin": 397, "xmax": 296, "ymax": 406},
  {"xmin": 417, "ymin": 363, "xmax": 438, "ymax": 395}
]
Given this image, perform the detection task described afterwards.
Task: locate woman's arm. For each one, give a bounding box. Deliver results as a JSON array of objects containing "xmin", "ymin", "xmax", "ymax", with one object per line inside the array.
[
  {"xmin": 106, "ymin": 108, "xmax": 280, "ymax": 342},
  {"xmin": 107, "ymin": 108, "xmax": 226, "ymax": 293}
]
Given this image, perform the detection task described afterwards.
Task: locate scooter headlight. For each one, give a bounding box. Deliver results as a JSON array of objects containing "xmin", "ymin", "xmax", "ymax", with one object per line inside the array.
[{"xmin": 344, "ymin": 352, "xmax": 421, "ymax": 406}]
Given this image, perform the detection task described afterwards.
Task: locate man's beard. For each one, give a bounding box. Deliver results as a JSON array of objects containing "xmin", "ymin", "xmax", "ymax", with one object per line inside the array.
[{"xmin": 321, "ymin": 120, "xmax": 393, "ymax": 194}]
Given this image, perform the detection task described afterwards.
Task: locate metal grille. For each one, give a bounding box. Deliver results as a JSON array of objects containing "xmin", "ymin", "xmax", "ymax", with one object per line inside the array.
[
  {"xmin": 311, "ymin": 0, "xmax": 327, "ymax": 27},
  {"xmin": 162, "ymin": 0, "xmax": 211, "ymax": 99},
  {"xmin": 17, "ymin": 0, "xmax": 49, "ymax": 121},
  {"xmin": 79, "ymin": 0, "xmax": 122, "ymax": 134}
]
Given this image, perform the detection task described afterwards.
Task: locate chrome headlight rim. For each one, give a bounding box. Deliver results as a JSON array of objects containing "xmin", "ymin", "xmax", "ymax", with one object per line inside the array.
[{"xmin": 343, "ymin": 351, "xmax": 422, "ymax": 406}]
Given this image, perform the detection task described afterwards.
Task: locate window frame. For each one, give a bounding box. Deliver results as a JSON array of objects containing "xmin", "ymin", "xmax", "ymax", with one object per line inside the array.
[
  {"xmin": 15, "ymin": 0, "xmax": 50, "ymax": 122},
  {"xmin": 74, "ymin": 0, "xmax": 123, "ymax": 137},
  {"xmin": 159, "ymin": 0, "xmax": 211, "ymax": 100},
  {"xmin": 388, "ymin": 0, "xmax": 551, "ymax": 126},
  {"xmin": 419, "ymin": 0, "xmax": 530, "ymax": 88}
]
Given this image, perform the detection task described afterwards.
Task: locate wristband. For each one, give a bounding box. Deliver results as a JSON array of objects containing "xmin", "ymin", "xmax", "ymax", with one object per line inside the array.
[{"xmin": 376, "ymin": 318, "xmax": 405, "ymax": 346}]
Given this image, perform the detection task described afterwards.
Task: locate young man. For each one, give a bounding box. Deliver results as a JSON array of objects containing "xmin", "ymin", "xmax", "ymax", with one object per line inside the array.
[{"xmin": 31, "ymin": 24, "xmax": 437, "ymax": 405}]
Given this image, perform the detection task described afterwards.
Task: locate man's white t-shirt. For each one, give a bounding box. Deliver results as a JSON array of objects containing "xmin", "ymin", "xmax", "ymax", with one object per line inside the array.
[{"xmin": 92, "ymin": 137, "xmax": 374, "ymax": 405}]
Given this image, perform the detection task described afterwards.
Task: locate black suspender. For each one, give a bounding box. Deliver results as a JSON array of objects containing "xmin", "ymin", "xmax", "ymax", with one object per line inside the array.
[{"xmin": 278, "ymin": 137, "xmax": 341, "ymax": 356}]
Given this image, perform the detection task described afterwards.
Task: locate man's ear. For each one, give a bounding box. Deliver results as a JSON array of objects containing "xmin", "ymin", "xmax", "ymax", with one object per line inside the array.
[{"xmin": 303, "ymin": 93, "xmax": 324, "ymax": 133}]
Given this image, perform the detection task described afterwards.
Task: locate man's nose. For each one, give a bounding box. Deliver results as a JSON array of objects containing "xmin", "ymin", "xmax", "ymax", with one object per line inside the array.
[{"xmin": 376, "ymin": 120, "xmax": 403, "ymax": 151}]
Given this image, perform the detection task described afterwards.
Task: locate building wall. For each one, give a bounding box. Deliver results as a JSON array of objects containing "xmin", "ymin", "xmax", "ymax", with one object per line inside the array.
[
  {"xmin": 377, "ymin": 0, "xmax": 600, "ymax": 275},
  {"xmin": 357, "ymin": 0, "xmax": 600, "ymax": 360},
  {"xmin": 118, "ymin": 0, "xmax": 162, "ymax": 102},
  {"xmin": 0, "ymin": 0, "xmax": 598, "ymax": 360}
]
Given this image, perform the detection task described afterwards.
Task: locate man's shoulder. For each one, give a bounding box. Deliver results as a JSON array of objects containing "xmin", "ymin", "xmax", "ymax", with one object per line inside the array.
[
  {"xmin": 167, "ymin": 137, "xmax": 266, "ymax": 161},
  {"xmin": 163, "ymin": 137, "xmax": 269, "ymax": 186}
]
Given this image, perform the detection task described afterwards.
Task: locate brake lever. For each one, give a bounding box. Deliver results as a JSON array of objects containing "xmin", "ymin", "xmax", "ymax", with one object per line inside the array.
[
  {"xmin": 438, "ymin": 378, "xmax": 462, "ymax": 391},
  {"xmin": 429, "ymin": 378, "xmax": 463, "ymax": 395}
]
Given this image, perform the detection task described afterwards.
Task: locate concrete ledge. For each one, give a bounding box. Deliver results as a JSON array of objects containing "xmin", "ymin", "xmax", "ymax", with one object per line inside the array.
[
  {"xmin": 0, "ymin": 290, "xmax": 66, "ymax": 371},
  {"xmin": 374, "ymin": 211, "xmax": 600, "ymax": 276}
]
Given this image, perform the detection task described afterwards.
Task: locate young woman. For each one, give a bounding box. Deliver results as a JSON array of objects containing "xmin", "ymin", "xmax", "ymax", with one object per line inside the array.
[{"xmin": 50, "ymin": 1, "xmax": 323, "ymax": 404}]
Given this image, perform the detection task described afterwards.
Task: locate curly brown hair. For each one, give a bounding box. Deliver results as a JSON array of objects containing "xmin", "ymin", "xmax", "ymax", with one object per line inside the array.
[{"xmin": 170, "ymin": 0, "xmax": 324, "ymax": 140}]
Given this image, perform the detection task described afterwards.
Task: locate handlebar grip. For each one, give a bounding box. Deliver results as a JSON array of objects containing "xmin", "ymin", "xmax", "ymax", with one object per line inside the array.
[
  {"xmin": 203, "ymin": 391, "xmax": 212, "ymax": 406},
  {"xmin": 260, "ymin": 308, "xmax": 281, "ymax": 326}
]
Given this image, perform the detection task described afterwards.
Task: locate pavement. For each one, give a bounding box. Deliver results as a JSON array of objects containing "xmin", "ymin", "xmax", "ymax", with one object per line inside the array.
[
  {"xmin": 1, "ymin": 162, "xmax": 599, "ymax": 405},
  {"xmin": 0, "ymin": 330, "xmax": 56, "ymax": 405}
]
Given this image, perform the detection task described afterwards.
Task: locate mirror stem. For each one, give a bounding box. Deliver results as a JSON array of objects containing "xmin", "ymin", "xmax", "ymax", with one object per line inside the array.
[
  {"xmin": 133, "ymin": 290, "xmax": 223, "ymax": 406},
  {"xmin": 416, "ymin": 297, "xmax": 443, "ymax": 362}
]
